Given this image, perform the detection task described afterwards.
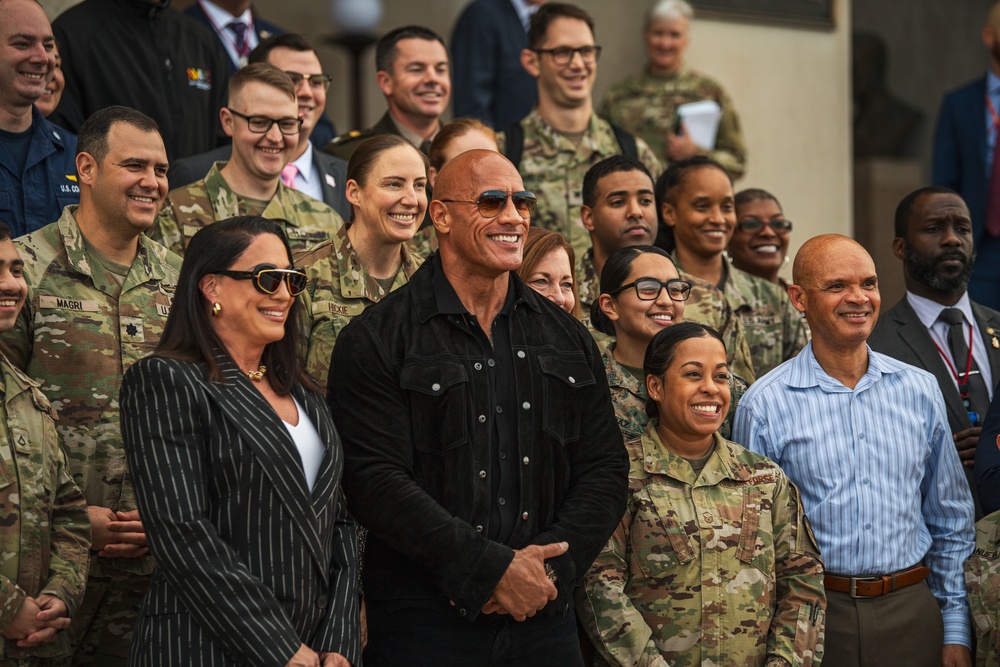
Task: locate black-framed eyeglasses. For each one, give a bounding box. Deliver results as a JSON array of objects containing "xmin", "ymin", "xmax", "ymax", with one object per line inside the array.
[
  {"xmin": 216, "ymin": 264, "xmax": 308, "ymax": 296},
  {"xmin": 438, "ymin": 190, "xmax": 537, "ymax": 219},
  {"xmin": 736, "ymin": 218, "xmax": 793, "ymax": 234},
  {"xmin": 610, "ymin": 278, "xmax": 691, "ymax": 302},
  {"xmin": 227, "ymin": 109, "xmax": 302, "ymax": 135},
  {"xmin": 532, "ymin": 45, "xmax": 602, "ymax": 65},
  {"xmin": 284, "ymin": 71, "xmax": 334, "ymax": 91}
]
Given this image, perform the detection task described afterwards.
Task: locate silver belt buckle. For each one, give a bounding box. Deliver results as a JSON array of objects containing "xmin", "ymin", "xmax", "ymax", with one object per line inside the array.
[{"xmin": 849, "ymin": 576, "xmax": 875, "ymax": 599}]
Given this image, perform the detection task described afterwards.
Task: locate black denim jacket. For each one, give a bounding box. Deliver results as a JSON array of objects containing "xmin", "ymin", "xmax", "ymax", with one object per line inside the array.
[{"xmin": 328, "ymin": 257, "xmax": 627, "ymax": 620}]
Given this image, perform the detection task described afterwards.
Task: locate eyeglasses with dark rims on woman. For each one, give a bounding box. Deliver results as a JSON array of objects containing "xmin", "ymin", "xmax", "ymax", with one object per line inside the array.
[
  {"xmin": 216, "ymin": 264, "xmax": 309, "ymax": 296},
  {"xmin": 609, "ymin": 278, "xmax": 692, "ymax": 302},
  {"xmin": 735, "ymin": 218, "xmax": 793, "ymax": 234},
  {"xmin": 227, "ymin": 109, "xmax": 303, "ymax": 136},
  {"xmin": 438, "ymin": 191, "xmax": 537, "ymax": 219}
]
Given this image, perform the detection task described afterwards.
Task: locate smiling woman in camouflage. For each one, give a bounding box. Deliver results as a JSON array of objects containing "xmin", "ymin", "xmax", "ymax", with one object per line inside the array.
[
  {"xmin": 577, "ymin": 322, "xmax": 826, "ymax": 667},
  {"xmin": 297, "ymin": 134, "xmax": 427, "ymax": 392}
]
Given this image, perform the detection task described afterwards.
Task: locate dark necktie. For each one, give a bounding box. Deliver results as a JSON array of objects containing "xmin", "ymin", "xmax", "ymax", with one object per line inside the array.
[
  {"xmin": 228, "ymin": 20, "xmax": 250, "ymax": 57},
  {"xmin": 939, "ymin": 307, "xmax": 991, "ymax": 421}
]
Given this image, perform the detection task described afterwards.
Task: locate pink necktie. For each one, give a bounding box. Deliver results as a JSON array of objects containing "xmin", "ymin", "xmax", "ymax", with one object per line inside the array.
[{"xmin": 281, "ymin": 163, "xmax": 298, "ymax": 190}]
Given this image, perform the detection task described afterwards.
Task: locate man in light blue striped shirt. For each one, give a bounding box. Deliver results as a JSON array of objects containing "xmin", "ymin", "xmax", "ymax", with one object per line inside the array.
[{"xmin": 734, "ymin": 234, "xmax": 975, "ymax": 667}]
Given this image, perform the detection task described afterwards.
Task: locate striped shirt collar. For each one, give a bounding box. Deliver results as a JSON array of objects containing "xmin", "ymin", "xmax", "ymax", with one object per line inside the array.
[{"xmin": 783, "ymin": 341, "xmax": 904, "ymax": 391}]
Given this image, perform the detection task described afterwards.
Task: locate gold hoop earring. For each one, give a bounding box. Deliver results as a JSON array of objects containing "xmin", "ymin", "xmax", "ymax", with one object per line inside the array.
[{"xmin": 212, "ymin": 302, "xmax": 222, "ymax": 317}]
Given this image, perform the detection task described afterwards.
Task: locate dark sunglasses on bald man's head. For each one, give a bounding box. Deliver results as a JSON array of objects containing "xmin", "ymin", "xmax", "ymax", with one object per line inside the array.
[
  {"xmin": 216, "ymin": 264, "xmax": 308, "ymax": 297},
  {"xmin": 438, "ymin": 191, "xmax": 537, "ymax": 219}
]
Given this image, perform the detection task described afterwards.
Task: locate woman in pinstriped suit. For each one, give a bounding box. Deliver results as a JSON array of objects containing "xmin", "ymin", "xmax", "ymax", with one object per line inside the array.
[{"xmin": 119, "ymin": 217, "xmax": 360, "ymax": 667}]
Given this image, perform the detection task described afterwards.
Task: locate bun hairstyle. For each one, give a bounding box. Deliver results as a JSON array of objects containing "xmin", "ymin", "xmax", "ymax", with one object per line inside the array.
[
  {"xmin": 643, "ymin": 321, "xmax": 725, "ymax": 420},
  {"xmin": 590, "ymin": 245, "xmax": 675, "ymax": 336}
]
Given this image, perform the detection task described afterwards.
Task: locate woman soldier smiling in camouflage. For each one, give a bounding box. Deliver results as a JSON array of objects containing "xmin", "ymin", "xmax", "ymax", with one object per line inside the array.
[
  {"xmin": 591, "ymin": 245, "xmax": 745, "ymax": 442},
  {"xmin": 297, "ymin": 135, "xmax": 427, "ymax": 392},
  {"xmin": 576, "ymin": 322, "xmax": 826, "ymax": 667}
]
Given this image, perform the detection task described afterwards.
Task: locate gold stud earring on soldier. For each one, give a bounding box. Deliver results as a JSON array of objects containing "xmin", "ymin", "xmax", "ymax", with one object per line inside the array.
[{"xmin": 212, "ymin": 302, "xmax": 222, "ymax": 317}]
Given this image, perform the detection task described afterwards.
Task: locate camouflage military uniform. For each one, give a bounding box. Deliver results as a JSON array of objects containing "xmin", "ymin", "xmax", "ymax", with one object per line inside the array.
[
  {"xmin": 0, "ymin": 354, "xmax": 90, "ymax": 665},
  {"xmin": 605, "ymin": 343, "xmax": 744, "ymax": 442},
  {"xmin": 150, "ymin": 162, "xmax": 344, "ymax": 257},
  {"xmin": 675, "ymin": 253, "xmax": 805, "ymax": 377},
  {"xmin": 966, "ymin": 510, "xmax": 1000, "ymax": 666},
  {"xmin": 577, "ymin": 424, "xmax": 826, "ymax": 667},
  {"xmin": 601, "ymin": 68, "xmax": 747, "ymax": 178},
  {"xmin": 297, "ymin": 225, "xmax": 423, "ymax": 391},
  {"xmin": 497, "ymin": 110, "xmax": 663, "ymax": 260},
  {"xmin": 0, "ymin": 206, "xmax": 182, "ymax": 665},
  {"xmin": 579, "ymin": 248, "xmax": 757, "ymax": 382}
]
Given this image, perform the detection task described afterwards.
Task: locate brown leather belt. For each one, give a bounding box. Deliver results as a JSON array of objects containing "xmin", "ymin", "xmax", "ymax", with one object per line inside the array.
[{"xmin": 824, "ymin": 565, "xmax": 930, "ymax": 599}]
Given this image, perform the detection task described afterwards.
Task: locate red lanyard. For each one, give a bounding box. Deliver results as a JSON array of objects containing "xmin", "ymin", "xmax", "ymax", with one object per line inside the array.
[{"xmin": 933, "ymin": 322, "xmax": 975, "ymax": 386}]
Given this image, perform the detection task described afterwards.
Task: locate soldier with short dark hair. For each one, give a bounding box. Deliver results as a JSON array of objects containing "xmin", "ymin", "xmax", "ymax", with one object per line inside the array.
[
  {"xmin": 499, "ymin": 3, "xmax": 662, "ymax": 260},
  {"xmin": 0, "ymin": 105, "xmax": 182, "ymax": 665},
  {"xmin": 324, "ymin": 26, "xmax": 450, "ymax": 162}
]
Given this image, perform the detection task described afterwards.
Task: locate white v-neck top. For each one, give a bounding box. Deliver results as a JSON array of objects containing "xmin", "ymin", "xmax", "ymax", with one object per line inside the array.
[{"xmin": 282, "ymin": 396, "xmax": 325, "ymax": 492}]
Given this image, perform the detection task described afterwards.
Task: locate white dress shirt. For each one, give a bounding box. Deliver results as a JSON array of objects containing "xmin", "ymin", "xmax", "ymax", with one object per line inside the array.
[{"xmin": 907, "ymin": 290, "xmax": 994, "ymax": 400}]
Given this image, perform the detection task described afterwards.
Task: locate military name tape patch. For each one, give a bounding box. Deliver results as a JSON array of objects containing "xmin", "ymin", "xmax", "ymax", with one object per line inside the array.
[{"xmin": 38, "ymin": 295, "xmax": 99, "ymax": 312}]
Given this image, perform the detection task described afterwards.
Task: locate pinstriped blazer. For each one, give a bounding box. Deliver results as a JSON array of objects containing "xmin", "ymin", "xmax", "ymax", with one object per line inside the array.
[{"xmin": 120, "ymin": 352, "xmax": 361, "ymax": 667}]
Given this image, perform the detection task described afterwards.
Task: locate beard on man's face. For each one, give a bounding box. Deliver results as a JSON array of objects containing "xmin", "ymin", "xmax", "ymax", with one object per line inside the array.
[{"xmin": 904, "ymin": 242, "xmax": 975, "ymax": 294}]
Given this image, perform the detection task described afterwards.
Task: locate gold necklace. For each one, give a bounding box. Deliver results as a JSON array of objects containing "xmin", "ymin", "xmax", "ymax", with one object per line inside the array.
[{"xmin": 244, "ymin": 365, "xmax": 267, "ymax": 382}]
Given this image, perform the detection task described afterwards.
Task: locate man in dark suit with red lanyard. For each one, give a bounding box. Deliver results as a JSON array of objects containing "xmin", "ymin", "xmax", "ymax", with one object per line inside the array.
[
  {"xmin": 933, "ymin": 1, "xmax": 1000, "ymax": 310},
  {"xmin": 870, "ymin": 187, "xmax": 1000, "ymax": 519}
]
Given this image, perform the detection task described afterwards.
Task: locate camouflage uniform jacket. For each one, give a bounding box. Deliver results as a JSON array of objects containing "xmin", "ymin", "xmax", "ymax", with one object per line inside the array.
[
  {"xmin": 578, "ymin": 248, "xmax": 756, "ymax": 382},
  {"xmin": 966, "ymin": 510, "xmax": 1000, "ymax": 667},
  {"xmin": 674, "ymin": 253, "xmax": 805, "ymax": 378},
  {"xmin": 297, "ymin": 225, "xmax": 423, "ymax": 392},
  {"xmin": 577, "ymin": 425, "xmax": 826, "ymax": 667},
  {"xmin": 604, "ymin": 343, "xmax": 744, "ymax": 443},
  {"xmin": 0, "ymin": 206, "xmax": 181, "ymax": 578},
  {"xmin": 601, "ymin": 67, "xmax": 747, "ymax": 178},
  {"xmin": 720, "ymin": 256, "xmax": 807, "ymax": 377},
  {"xmin": 0, "ymin": 354, "xmax": 90, "ymax": 662},
  {"xmin": 151, "ymin": 161, "xmax": 344, "ymax": 256},
  {"xmin": 497, "ymin": 109, "xmax": 663, "ymax": 260}
]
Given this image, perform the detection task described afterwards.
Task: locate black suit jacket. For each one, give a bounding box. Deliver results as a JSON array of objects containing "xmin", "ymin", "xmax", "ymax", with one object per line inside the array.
[
  {"xmin": 120, "ymin": 353, "xmax": 360, "ymax": 666},
  {"xmin": 869, "ymin": 296, "xmax": 1000, "ymax": 432},
  {"xmin": 168, "ymin": 149, "xmax": 351, "ymax": 220},
  {"xmin": 869, "ymin": 296, "xmax": 1000, "ymax": 517},
  {"xmin": 450, "ymin": 0, "xmax": 538, "ymax": 129}
]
